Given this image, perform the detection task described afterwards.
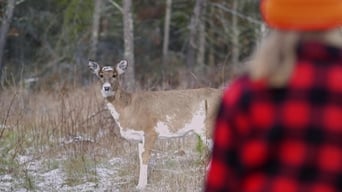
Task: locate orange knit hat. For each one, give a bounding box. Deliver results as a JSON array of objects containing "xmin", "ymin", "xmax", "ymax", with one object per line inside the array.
[{"xmin": 261, "ymin": 0, "xmax": 342, "ymax": 30}]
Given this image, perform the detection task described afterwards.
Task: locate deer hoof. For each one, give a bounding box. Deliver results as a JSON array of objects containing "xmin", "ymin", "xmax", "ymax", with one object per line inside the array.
[{"xmin": 136, "ymin": 184, "xmax": 146, "ymax": 191}]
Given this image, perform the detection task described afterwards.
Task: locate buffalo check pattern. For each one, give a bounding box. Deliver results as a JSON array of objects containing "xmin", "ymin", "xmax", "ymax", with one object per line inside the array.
[{"xmin": 205, "ymin": 41, "xmax": 342, "ymax": 192}]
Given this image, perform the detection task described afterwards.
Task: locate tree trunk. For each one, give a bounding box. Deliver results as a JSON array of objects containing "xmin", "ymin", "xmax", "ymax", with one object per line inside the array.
[
  {"xmin": 162, "ymin": 0, "xmax": 172, "ymax": 71},
  {"xmin": 187, "ymin": 0, "xmax": 204, "ymax": 69},
  {"xmin": 231, "ymin": 0, "xmax": 239, "ymax": 68},
  {"xmin": 122, "ymin": 0, "xmax": 135, "ymax": 91},
  {"xmin": 90, "ymin": 0, "xmax": 102, "ymax": 60},
  {"xmin": 197, "ymin": 0, "xmax": 207, "ymax": 68},
  {"xmin": 186, "ymin": 0, "xmax": 206, "ymax": 86},
  {"xmin": 207, "ymin": 4, "xmax": 215, "ymax": 66},
  {"xmin": 0, "ymin": 0, "xmax": 16, "ymax": 84}
]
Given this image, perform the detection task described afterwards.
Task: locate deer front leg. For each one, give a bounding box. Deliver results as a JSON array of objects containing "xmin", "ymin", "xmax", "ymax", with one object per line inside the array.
[
  {"xmin": 137, "ymin": 142, "xmax": 148, "ymax": 190},
  {"xmin": 136, "ymin": 132, "xmax": 157, "ymax": 190}
]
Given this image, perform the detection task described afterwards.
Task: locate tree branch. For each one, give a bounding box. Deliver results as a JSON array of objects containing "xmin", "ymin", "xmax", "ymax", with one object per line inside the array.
[
  {"xmin": 210, "ymin": 2, "xmax": 263, "ymax": 25},
  {"xmin": 107, "ymin": 0, "xmax": 123, "ymax": 14}
]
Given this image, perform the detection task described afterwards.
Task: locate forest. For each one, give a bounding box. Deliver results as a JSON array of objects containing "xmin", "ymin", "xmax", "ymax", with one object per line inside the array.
[
  {"xmin": 0, "ymin": 0, "xmax": 264, "ymax": 191},
  {"xmin": 1, "ymin": 0, "xmax": 262, "ymax": 90}
]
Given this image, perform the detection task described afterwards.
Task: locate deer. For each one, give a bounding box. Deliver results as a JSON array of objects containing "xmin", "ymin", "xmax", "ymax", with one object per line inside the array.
[{"xmin": 88, "ymin": 59, "xmax": 221, "ymax": 190}]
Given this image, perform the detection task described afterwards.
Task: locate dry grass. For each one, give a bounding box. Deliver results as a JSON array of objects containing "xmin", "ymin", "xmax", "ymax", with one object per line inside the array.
[{"xmin": 0, "ymin": 83, "xmax": 208, "ymax": 191}]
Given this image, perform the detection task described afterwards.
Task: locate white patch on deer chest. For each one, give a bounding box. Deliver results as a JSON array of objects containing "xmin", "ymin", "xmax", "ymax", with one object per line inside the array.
[
  {"xmin": 106, "ymin": 102, "xmax": 144, "ymax": 141},
  {"xmin": 155, "ymin": 102, "xmax": 206, "ymax": 138},
  {"xmin": 106, "ymin": 103, "xmax": 120, "ymax": 120}
]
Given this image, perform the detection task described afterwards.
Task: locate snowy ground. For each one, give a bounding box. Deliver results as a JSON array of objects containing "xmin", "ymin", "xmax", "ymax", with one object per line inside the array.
[
  {"xmin": 0, "ymin": 156, "xmax": 122, "ymax": 192},
  {"xmin": 0, "ymin": 136, "xmax": 206, "ymax": 192}
]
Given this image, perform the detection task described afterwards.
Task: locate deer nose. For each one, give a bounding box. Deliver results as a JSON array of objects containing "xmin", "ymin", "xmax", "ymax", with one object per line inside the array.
[{"xmin": 103, "ymin": 82, "xmax": 112, "ymax": 92}]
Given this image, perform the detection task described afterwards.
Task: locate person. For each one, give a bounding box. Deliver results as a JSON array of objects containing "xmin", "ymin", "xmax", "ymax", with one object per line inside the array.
[{"xmin": 205, "ymin": 0, "xmax": 342, "ymax": 191}]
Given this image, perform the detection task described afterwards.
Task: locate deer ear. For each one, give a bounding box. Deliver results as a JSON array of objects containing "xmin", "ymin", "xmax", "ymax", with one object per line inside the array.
[
  {"xmin": 88, "ymin": 59, "xmax": 100, "ymax": 76},
  {"xmin": 116, "ymin": 60, "xmax": 128, "ymax": 75}
]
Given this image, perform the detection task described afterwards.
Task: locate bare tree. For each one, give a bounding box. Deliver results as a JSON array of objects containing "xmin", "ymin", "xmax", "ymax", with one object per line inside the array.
[
  {"xmin": 162, "ymin": 0, "xmax": 172, "ymax": 69},
  {"xmin": 197, "ymin": 0, "xmax": 207, "ymax": 67},
  {"xmin": 231, "ymin": 0, "xmax": 239, "ymax": 66},
  {"xmin": 122, "ymin": 0, "xmax": 135, "ymax": 91},
  {"xmin": 90, "ymin": 0, "xmax": 103, "ymax": 60},
  {"xmin": 186, "ymin": 0, "xmax": 206, "ymax": 70},
  {"xmin": 0, "ymin": 0, "xmax": 16, "ymax": 83},
  {"xmin": 207, "ymin": 4, "xmax": 216, "ymax": 66}
]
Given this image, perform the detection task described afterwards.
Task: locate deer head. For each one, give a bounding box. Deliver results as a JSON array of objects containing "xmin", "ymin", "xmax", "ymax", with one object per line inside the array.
[{"xmin": 88, "ymin": 59, "xmax": 128, "ymax": 98}]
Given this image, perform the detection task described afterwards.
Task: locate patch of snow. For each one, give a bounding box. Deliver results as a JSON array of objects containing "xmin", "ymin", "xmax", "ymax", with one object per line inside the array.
[
  {"xmin": 58, "ymin": 135, "xmax": 95, "ymax": 145},
  {"xmin": 0, "ymin": 155, "xmax": 127, "ymax": 192},
  {"xmin": 35, "ymin": 168, "xmax": 65, "ymax": 191},
  {"xmin": 17, "ymin": 154, "xmax": 33, "ymax": 164},
  {"xmin": 0, "ymin": 174, "xmax": 13, "ymax": 187}
]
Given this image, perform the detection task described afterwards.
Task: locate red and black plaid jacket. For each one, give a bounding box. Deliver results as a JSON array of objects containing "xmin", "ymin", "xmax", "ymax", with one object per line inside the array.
[{"xmin": 205, "ymin": 41, "xmax": 342, "ymax": 192}]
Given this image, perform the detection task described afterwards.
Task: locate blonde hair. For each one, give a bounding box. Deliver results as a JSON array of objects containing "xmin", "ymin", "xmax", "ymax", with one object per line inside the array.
[{"xmin": 249, "ymin": 29, "xmax": 342, "ymax": 87}]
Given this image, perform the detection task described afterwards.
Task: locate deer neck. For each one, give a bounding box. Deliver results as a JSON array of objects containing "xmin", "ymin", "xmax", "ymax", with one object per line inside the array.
[
  {"xmin": 104, "ymin": 88, "xmax": 132, "ymax": 127},
  {"xmin": 105, "ymin": 88, "xmax": 132, "ymax": 108}
]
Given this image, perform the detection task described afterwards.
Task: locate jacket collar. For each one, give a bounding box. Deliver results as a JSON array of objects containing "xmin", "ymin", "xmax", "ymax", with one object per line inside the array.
[{"xmin": 296, "ymin": 41, "xmax": 342, "ymax": 63}]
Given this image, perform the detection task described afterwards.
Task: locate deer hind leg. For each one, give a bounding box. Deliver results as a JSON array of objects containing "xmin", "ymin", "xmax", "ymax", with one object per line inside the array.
[
  {"xmin": 195, "ymin": 99, "xmax": 213, "ymax": 150},
  {"xmin": 205, "ymin": 122, "xmax": 213, "ymax": 150},
  {"xmin": 194, "ymin": 119, "xmax": 213, "ymax": 151},
  {"xmin": 136, "ymin": 132, "xmax": 157, "ymax": 190},
  {"xmin": 203, "ymin": 118, "xmax": 215, "ymax": 170},
  {"xmin": 193, "ymin": 118, "xmax": 213, "ymax": 167}
]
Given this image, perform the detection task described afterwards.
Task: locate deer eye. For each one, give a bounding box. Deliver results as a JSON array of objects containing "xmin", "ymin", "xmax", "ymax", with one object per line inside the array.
[
  {"xmin": 112, "ymin": 74, "xmax": 117, "ymax": 78},
  {"xmin": 99, "ymin": 74, "xmax": 103, "ymax": 78}
]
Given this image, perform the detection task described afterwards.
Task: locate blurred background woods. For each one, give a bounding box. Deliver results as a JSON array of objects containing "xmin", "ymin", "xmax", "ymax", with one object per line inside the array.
[
  {"xmin": 0, "ymin": 1, "xmax": 264, "ymax": 190},
  {"xmin": 0, "ymin": 0, "xmax": 263, "ymax": 90}
]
